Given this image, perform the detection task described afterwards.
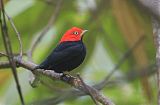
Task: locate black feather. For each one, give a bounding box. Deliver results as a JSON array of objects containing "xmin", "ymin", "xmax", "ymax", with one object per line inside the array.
[{"xmin": 36, "ymin": 41, "xmax": 86, "ymax": 73}]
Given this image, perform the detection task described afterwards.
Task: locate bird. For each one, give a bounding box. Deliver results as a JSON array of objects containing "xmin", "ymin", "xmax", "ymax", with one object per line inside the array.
[{"xmin": 34, "ymin": 27, "xmax": 87, "ymax": 73}]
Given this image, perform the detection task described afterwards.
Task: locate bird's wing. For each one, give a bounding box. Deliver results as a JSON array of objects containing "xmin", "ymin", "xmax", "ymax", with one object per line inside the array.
[{"xmin": 48, "ymin": 44, "xmax": 83, "ymax": 66}]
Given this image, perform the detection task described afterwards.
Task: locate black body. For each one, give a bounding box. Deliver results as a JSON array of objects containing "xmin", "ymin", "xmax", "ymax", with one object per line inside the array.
[{"xmin": 37, "ymin": 41, "xmax": 86, "ymax": 73}]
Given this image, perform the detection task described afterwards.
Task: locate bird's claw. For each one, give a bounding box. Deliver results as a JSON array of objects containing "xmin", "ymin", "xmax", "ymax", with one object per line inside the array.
[{"xmin": 61, "ymin": 73, "xmax": 75, "ymax": 83}]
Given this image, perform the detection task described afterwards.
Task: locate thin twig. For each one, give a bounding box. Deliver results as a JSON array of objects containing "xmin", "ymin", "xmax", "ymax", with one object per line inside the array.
[
  {"xmin": 5, "ymin": 12, "xmax": 23, "ymax": 58},
  {"xmin": 77, "ymin": 74, "xmax": 99, "ymax": 105},
  {"xmin": 94, "ymin": 35, "xmax": 146, "ymax": 90},
  {"xmin": 0, "ymin": 0, "xmax": 25, "ymax": 104},
  {"xmin": 0, "ymin": 52, "xmax": 26, "ymax": 57},
  {"xmin": 28, "ymin": 0, "xmax": 63, "ymax": 57}
]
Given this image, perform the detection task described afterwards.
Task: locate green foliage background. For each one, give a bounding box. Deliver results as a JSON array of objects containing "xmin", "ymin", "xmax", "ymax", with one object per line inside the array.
[{"xmin": 0, "ymin": 0, "xmax": 156, "ymax": 105}]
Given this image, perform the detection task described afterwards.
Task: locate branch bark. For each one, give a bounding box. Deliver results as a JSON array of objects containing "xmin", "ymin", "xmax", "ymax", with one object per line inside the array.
[{"xmin": 152, "ymin": 17, "xmax": 160, "ymax": 105}]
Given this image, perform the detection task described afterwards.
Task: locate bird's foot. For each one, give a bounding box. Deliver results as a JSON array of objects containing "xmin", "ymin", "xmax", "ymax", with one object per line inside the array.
[{"xmin": 60, "ymin": 72, "xmax": 75, "ymax": 83}]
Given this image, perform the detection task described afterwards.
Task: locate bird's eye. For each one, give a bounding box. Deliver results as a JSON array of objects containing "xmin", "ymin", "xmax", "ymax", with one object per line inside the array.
[{"xmin": 73, "ymin": 31, "xmax": 79, "ymax": 35}]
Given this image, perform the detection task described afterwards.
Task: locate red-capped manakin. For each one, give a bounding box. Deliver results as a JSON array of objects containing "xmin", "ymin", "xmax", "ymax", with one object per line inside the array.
[{"xmin": 35, "ymin": 27, "xmax": 87, "ymax": 73}]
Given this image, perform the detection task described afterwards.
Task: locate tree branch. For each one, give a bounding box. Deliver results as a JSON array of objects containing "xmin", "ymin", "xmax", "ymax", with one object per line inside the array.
[
  {"xmin": 0, "ymin": 53, "xmax": 155, "ymax": 105},
  {"xmin": 6, "ymin": 57, "xmax": 115, "ymax": 105},
  {"xmin": 152, "ymin": 17, "xmax": 160, "ymax": 105},
  {"xmin": 32, "ymin": 62, "xmax": 156, "ymax": 105}
]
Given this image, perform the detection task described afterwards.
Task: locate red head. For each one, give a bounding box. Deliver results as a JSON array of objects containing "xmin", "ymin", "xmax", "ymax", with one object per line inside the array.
[{"xmin": 60, "ymin": 27, "xmax": 88, "ymax": 43}]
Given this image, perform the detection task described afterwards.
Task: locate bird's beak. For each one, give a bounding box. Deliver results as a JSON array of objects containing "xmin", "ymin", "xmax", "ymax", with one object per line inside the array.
[{"xmin": 81, "ymin": 30, "xmax": 88, "ymax": 37}]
